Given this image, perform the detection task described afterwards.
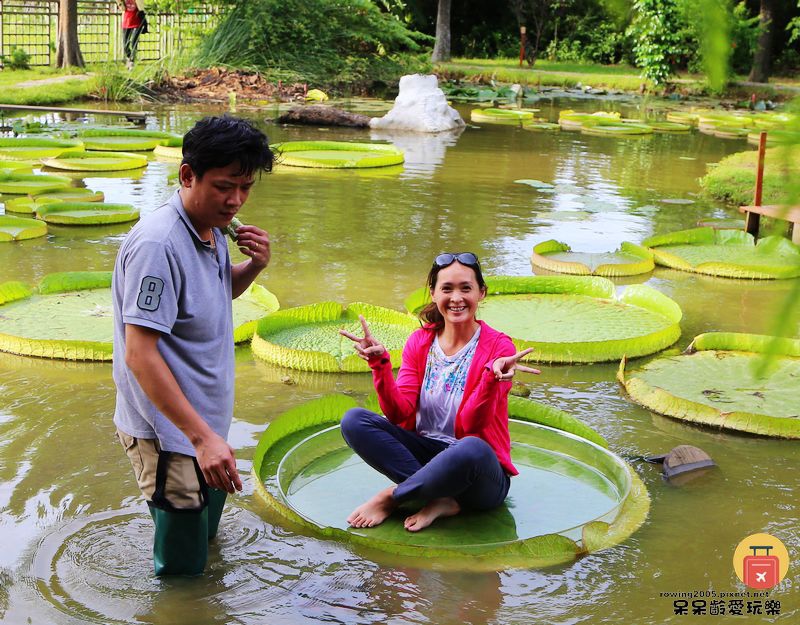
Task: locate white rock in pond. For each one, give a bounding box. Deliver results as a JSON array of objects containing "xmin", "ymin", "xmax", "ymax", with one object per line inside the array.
[{"xmin": 369, "ymin": 74, "xmax": 465, "ymax": 133}]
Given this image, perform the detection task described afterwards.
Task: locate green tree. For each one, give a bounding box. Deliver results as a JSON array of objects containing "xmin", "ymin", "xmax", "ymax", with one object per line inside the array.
[{"xmin": 627, "ymin": 0, "xmax": 684, "ymax": 85}]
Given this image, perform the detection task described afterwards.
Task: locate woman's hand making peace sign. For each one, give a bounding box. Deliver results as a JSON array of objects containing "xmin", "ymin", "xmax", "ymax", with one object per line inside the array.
[
  {"xmin": 492, "ymin": 348, "xmax": 541, "ymax": 381},
  {"xmin": 340, "ymin": 315, "xmax": 387, "ymax": 361}
]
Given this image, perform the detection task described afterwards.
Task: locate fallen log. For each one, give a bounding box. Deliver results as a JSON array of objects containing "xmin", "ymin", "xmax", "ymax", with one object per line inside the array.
[{"xmin": 276, "ymin": 105, "xmax": 370, "ymax": 128}]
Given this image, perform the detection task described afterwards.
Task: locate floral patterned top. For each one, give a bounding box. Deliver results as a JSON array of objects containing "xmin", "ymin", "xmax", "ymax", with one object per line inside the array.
[{"xmin": 416, "ymin": 327, "xmax": 481, "ymax": 443}]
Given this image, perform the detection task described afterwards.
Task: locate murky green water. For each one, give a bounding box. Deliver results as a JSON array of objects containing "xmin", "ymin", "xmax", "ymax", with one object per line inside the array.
[{"xmin": 1, "ymin": 97, "xmax": 798, "ymax": 624}]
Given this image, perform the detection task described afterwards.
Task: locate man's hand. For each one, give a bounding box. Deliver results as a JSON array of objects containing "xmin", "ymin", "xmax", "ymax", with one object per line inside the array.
[
  {"xmin": 195, "ymin": 431, "xmax": 242, "ymax": 493},
  {"xmin": 234, "ymin": 224, "xmax": 270, "ymax": 270}
]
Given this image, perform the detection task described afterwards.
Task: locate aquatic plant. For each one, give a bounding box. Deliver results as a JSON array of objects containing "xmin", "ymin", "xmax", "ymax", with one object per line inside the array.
[
  {"xmin": 0, "ymin": 215, "xmax": 47, "ymax": 241},
  {"xmin": 41, "ymin": 150, "xmax": 148, "ymax": 172},
  {"xmin": 531, "ymin": 240, "xmax": 654, "ymax": 277},
  {"xmin": 406, "ymin": 276, "xmax": 682, "ymax": 363},
  {"xmin": 0, "ymin": 274, "xmax": 279, "ymax": 360},
  {"xmin": 273, "ymin": 141, "xmax": 404, "ymax": 169},
  {"xmin": 643, "ymin": 228, "xmax": 800, "ymax": 279},
  {"xmin": 251, "ymin": 302, "xmax": 417, "ymax": 372},
  {"xmin": 618, "ymin": 332, "xmax": 800, "ymax": 438},
  {"xmin": 251, "ymin": 393, "xmax": 649, "ymax": 569}
]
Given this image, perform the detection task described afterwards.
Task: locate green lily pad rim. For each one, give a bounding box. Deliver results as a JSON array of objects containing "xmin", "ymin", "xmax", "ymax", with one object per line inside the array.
[
  {"xmin": 618, "ymin": 332, "xmax": 800, "ymax": 439},
  {"xmin": 0, "ymin": 272, "xmax": 114, "ymax": 360},
  {"xmin": 531, "ymin": 240, "xmax": 655, "ymax": 277},
  {"xmin": 251, "ymin": 301, "xmax": 419, "ymax": 372},
  {"xmin": 276, "ymin": 419, "xmax": 632, "ymax": 546},
  {"xmin": 251, "ymin": 394, "xmax": 649, "ymax": 568},
  {"xmin": 0, "ymin": 214, "xmax": 48, "ymax": 241},
  {"xmin": 642, "ymin": 227, "xmax": 800, "ymax": 279}
]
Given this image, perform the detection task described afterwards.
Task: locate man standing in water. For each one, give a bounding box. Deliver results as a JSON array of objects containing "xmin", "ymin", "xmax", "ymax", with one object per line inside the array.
[{"xmin": 112, "ymin": 116, "xmax": 273, "ymax": 575}]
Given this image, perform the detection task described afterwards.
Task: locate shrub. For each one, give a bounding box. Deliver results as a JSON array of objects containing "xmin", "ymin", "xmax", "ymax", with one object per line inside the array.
[
  {"xmin": 3, "ymin": 47, "xmax": 31, "ymax": 70},
  {"xmin": 195, "ymin": 0, "xmax": 432, "ymax": 88}
]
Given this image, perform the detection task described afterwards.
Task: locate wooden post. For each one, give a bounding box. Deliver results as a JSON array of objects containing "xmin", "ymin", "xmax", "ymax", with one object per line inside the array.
[
  {"xmin": 519, "ymin": 26, "xmax": 526, "ymax": 67},
  {"xmin": 745, "ymin": 130, "xmax": 767, "ymax": 238}
]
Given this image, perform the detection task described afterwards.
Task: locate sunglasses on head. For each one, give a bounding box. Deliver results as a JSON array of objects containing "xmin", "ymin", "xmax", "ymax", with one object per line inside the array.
[{"xmin": 433, "ymin": 252, "xmax": 479, "ymax": 267}]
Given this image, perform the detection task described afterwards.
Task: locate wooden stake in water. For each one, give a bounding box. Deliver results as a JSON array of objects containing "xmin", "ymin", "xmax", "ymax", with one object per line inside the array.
[{"xmin": 745, "ymin": 131, "xmax": 767, "ymax": 238}]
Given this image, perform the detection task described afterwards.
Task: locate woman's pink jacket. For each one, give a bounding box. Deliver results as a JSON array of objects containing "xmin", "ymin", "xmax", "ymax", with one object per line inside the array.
[{"xmin": 368, "ymin": 320, "xmax": 519, "ymax": 476}]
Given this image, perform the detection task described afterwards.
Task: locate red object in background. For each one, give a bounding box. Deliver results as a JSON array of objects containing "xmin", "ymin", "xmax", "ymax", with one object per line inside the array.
[{"xmin": 743, "ymin": 546, "xmax": 780, "ymax": 589}]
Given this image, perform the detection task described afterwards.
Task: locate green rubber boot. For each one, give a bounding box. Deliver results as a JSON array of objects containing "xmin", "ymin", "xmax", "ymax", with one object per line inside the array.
[
  {"xmin": 207, "ymin": 488, "xmax": 227, "ymax": 540},
  {"xmin": 147, "ymin": 451, "xmax": 212, "ymax": 577}
]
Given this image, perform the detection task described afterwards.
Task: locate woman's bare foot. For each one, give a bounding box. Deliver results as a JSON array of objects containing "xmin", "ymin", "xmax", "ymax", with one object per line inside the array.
[
  {"xmin": 347, "ymin": 486, "xmax": 397, "ymax": 528},
  {"xmin": 404, "ymin": 497, "xmax": 461, "ymax": 532}
]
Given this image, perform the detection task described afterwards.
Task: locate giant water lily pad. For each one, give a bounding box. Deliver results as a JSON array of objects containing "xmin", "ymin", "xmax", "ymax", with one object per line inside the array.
[
  {"xmin": 4, "ymin": 189, "xmax": 105, "ymax": 214},
  {"xmin": 78, "ymin": 128, "xmax": 182, "ymax": 152},
  {"xmin": 0, "ymin": 274, "xmax": 279, "ymax": 360},
  {"xmin": 34, "ymin": 202, "xmax": 139, "ymax": 225},
  {"xmin": 251, "ymin": 394, "xmax": 649, "ymax": 569},
  {"xmin": 232, "ymin": 283, "xmax": 280, "ymax": 343},
  {"xmin": 470, "ymin": 108, "xmax": 535, "ymax": 125},
  {"xmin": 252, "ymin": 302, "xmax": 417, "ymax": 372},
  {"xmin": 0, "ymin": 137, "xmax": 84, "ymax": 160},
  {"xmin": 0, "ymin": 215, "xmax": 47, "ymax": 241},
  {"xmin": 0, "ymin": 172, "xmax": 72, "ymax": 195},
  {"xmin": 531, "ymin": 240, "xmax": 654, "ymax": 277},
  {"xmin": 618, "ymin": 333, "xmax": 800, "ymax": 438},
  {"xmin": 274, "ymin": 141, "xmax": 404, "ymax": 169},
  {"xmin": 406, "ymin": 276, "xmax": 682, "ymax": 363},
  {"xmin": 153, "ymin": 145, "xmax": 183, "ymax": 160},
  {"xmin": 41, "ymin": 150, "xmax": 148, "ymax": 171},
  {"xmin": 643, "ymin": 227, "xmax": 800, "ymax": 279}
]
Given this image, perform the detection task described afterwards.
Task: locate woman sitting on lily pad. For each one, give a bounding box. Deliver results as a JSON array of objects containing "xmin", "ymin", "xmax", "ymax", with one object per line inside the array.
[{"xmin": 340, "ymin": 252, "xmax": 538, "ymax": 532}]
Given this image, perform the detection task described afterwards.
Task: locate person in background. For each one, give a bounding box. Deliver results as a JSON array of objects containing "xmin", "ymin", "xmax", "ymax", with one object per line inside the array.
[
  {"xmin": 112, "ymin": 116, "xmax": 273, "ymax": 575},
  {"xmin": 119, "ymin": 0, "xmax": 146, "ymax": 69},
  {"xmin": 340, "ymin": 253, "xmax": 539, "ymax": 532}
]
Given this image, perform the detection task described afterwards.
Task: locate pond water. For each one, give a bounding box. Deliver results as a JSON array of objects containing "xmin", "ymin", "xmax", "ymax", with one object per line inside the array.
[{"xmin": 0, "ymin": 97, "xmax": 798, "ymax": 624}]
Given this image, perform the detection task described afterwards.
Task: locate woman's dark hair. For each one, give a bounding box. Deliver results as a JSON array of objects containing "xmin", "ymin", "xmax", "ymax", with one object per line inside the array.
[
  {"xmin": 419, "ymin": 255, "xmax": 487, "ymax": 331},
  {"xmin": 182, "ymin": 115, "xmax": 273, "ymax": 179}
]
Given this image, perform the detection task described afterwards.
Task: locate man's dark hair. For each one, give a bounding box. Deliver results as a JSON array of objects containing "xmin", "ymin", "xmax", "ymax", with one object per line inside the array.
[{"xmin": 182, "ymin": 116, "xmax": 274, "ymax": 179}]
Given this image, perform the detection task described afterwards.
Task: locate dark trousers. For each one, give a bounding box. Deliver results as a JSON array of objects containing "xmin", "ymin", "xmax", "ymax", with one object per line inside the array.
[
  {"xmin": 123, "ymin": 26, "xmax": 143, "ymax": 62},
  {"xmin": 340, "ymin": 407, "xmax": 510, "ymax": 510}
]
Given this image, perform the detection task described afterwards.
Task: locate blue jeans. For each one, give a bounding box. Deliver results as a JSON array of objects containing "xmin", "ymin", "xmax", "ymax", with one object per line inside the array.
[{"xmin": 340, "ymin": 408, "xmax": 510, "ymax": 510}]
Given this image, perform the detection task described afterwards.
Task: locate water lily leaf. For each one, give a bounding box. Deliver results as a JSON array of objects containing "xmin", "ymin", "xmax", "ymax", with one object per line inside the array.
[
  {"xmin": 273, "ymin": 141, "xmax": 404, "ymax": 169},
  {"xmin": 649, "ymin": 121, "xmax": 691, "ymax": 133},
  {"xmin": 252, "ymin": 302, "xmax": 417, "ymax": 372},
  {"xmin": 4, "ymin": 189, "xmax": 105, "ymax": 214},
  {"xmin": 251, "ymin": 394, "xmax": 648, "ymax": 569},
  {"xmin": 78, "ymin": 128, "xmax": 182, "ymax": 151},
  {"xmin": 0, "ymin": 272, "xmax": 279, "ymax": 359},
  {"xmin": 470, "ymin": 108, "xmax": 534, "ymax": 125},
  {"xmin": 532, "ymin": 240, "xmax": 654, "ymax": 277},
  {"xmin": 0, "ymin": 137, "xmax": 84, "ymax": 160},
  {"xmin": 643, "ymin": 227, "xmax": 800, "ymax": 279},
  {"xmin": 34, "ymin": 202, "xmax": 139, "ymax": 225},
  {"xmin": 0, "ymin": 172, "xmax": 72, "ymax": 195},
  {"xmin": 618, "ymin": 332, "xmax": 800, "ymax": 438},
  {"xmin": 42, "ymin": 150, "xmax": 148, "ymax": 171},
  {"xmin": 0, "ymin": 215, "xmax": 47, "ymax": 241},
  {"xmin": 232, "ymin": 283, "xmax": 280, "ymax": 343},
  {"xmin": 153, "ymin": 145, "xmax": 183, "ymax": 160},
  {"xmin": 406, "ymin": 276, "xmax": 681, "ymax": 363}
]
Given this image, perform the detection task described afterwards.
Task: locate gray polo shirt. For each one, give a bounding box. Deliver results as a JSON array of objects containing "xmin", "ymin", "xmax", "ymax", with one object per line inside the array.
[{"xmin": 112, "ymin": 190, "xmax": 234, "ymax": 457}]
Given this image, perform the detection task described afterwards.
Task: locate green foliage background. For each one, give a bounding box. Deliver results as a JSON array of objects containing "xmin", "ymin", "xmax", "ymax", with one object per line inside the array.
[{"xmin": 195, "ymin": 0, "xmax": 432, "ymax": 87}]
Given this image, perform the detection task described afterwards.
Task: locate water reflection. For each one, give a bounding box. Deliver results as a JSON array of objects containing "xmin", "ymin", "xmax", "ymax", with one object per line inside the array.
[
  {"xmin": 369, "ymin": 127, "xmax": 463, "ymax": 178},
  {"xmin": 1, "ymin": 97, "xmax": 799, "ymax": 624}
]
